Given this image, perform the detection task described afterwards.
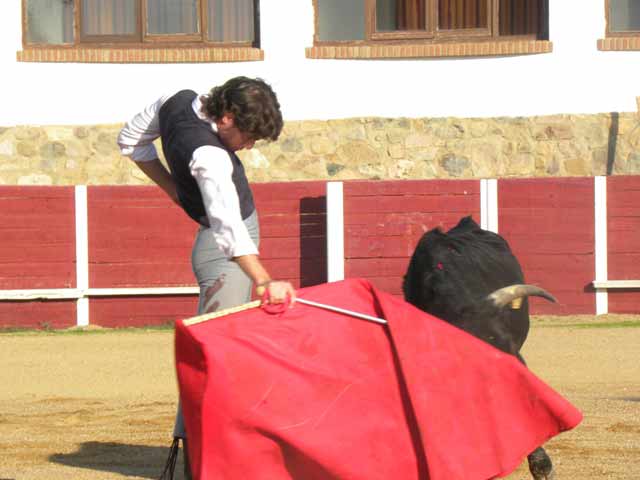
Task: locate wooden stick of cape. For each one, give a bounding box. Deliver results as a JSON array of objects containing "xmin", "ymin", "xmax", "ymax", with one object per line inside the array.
[{"xmin": 183, "ymin": 297, "xmax": 387, "ymax": 326}]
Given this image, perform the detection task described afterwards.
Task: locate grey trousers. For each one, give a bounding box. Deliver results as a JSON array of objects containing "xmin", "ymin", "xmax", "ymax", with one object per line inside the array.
[{"xmin": 173, "ymin": 209, "xmax": 259, "ymax": 438}]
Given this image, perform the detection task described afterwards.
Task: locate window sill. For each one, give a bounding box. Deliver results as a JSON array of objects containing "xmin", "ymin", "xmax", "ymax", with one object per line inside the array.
[
  {"xmin": 16, "ymin": 46, "xmax": 264, "ymax": 63},
  {"xmin": 597, "ymin": 37, "xmax": 640, "ymax": 51},
  {"xmin": 305, "ymin": 40, "xmax": 552, "ymax": 59}
]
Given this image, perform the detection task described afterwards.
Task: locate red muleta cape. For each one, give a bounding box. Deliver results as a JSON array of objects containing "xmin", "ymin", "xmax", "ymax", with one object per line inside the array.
[{"xmin": 175, "ymin": 278, "xmax": 581, "ymax": 480}]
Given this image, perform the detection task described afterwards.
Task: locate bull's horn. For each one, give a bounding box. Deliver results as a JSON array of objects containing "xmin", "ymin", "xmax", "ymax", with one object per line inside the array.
[{"xmin": 487, "ymin": 284, "xmax": 557, "ymax": 308}]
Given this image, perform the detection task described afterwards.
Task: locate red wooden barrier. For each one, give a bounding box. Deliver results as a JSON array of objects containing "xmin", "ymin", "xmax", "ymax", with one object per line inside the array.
[
  {"xmin": 86, "ymin": 182, "xmax": 327, "ymax": 326},
  {"xmin": 87, "ymin": 186, "xmax": 200, "ymax": 326},
  {"xmin": 90, "ymin": 296, "xmax": 199, "ymax": 328},
  {"xmin": 343, "ymin": 180, "xmax": 481, "ymax": 296},
  {"xmin": 2, "ymin": 178, "xmax": 639, "ymax": 329},
  {"xmin": 0, "ymin": 186, "xmax": 75, "ymax": 288},
  {"xmin": 0, "ymin": 301, "xmax": 76, "ymax": 330},
  {"xmin": 499, "ymin": 178, "xmax": 595, "ymax": 315},
  {"xmin": 607, "ymin": 176, "xmax": 640, "ymax": 314},
  {"xmin": 88, "ymin": 186, "xmax": 196, "ymax": 288},
  {"xmin": 0, "ymin": 187, "xmax": 75, "ymax": 328},
  {"xmin": 253, "ymin": 181, "xmax": 327, "ymax": 289}
]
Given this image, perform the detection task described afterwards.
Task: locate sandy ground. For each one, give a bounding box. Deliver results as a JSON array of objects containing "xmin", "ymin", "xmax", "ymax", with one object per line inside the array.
[{"xmin": 0, "ymin": 314, "xmax": 639, "ymax": 480}]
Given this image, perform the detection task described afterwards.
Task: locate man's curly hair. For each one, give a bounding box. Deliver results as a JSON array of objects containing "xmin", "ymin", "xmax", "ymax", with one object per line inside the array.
[{"xmin": 203, "ymin": 77, "xmax": 283, "ymax": 142}]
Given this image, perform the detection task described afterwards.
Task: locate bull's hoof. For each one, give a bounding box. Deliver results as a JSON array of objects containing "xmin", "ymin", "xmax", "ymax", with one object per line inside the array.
[
  {"xmin": 528, "ymin": 447, "xmax": 554, "ymax": 480},
  {"xmin": 529, "ymin": 468, "xmax": 555, "ymax": 480}
]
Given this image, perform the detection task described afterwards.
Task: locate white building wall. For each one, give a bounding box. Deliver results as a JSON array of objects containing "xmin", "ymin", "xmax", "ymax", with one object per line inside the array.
[{"xmin": 0, "ymin": 0, "xmax": 638, "ymax": 126}]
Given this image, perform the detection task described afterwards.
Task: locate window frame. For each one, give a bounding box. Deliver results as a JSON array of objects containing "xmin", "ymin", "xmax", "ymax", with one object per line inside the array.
[
  {"xmin": 77, "ymin": 0, "xmax": 142, "ymax": 44},
  {"xmin": 21, "ymin": 0, "xmax": 260, "ymax": 49},
  {"xmin": 313, "ymin": 0, "xmax": 547, "ymax": 46},
  {"xmin": 604, "ymin": 0, "xmax": 640, "ymax": 38}
]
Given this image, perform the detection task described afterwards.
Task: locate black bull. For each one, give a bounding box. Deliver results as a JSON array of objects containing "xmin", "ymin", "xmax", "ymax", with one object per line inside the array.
[{"xmin": 403, "ymin": 216, "xmax": 557, "ymax": 480}]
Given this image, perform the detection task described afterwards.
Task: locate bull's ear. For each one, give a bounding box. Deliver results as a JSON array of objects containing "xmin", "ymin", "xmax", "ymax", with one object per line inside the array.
[
  {"xmin": 510, "ymin": 297, "xmax": 523, "ymax": 310},
  {"xmin": 459, "ymin": 215, "xmax": 479, "ymax": 229},
  {"xmin": 448, "ymin": 215, "xmax": 480, "ymax": 235}
]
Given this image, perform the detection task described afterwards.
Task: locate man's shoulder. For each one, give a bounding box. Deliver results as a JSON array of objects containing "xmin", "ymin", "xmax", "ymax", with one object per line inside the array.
[
  {"xmin": 163, "ymin": 89, "xmax": 198, "ymax": 106},
  {"xmin": 174, "ymin": 89, "xmax": 198, "ymax": 98},
  {"xmin": 159, "ymin": 90, "xmax": 201, "ymax": 122}
]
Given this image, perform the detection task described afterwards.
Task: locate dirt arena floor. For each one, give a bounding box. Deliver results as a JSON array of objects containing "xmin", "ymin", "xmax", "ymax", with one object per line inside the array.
[{"xmin": 1, "ymin": 314, "xmax": 639, "ymax": 480}]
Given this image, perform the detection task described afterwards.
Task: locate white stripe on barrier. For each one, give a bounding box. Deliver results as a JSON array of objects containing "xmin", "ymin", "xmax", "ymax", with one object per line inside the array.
[
  {"xmin": 326, "ymin": 181, "xmax": 345, "ymax": 282},
  {"xmin": 0, "ymin": 287, "xmax": 199, "ymax": 301},
  {"xmin": 87, "ymin": 287, "xmax": 199, "ymax": 296},
  {"xmin": 0, "ymin": 289, "xmax": 84, "ymax": 300},
  {"xmin": 480, "ymin": 179, "xmax": 499, "ymax": 233},
  {"xmin": 75, "ymin": 186, "xmax": 89, "ymax": 326},
  {"xmin": 594, "ymin": 176, "xmax": 608, "ymax": 315}
]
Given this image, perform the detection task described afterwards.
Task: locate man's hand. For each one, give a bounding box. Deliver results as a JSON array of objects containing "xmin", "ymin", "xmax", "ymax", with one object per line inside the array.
[
  {"xmin": 234, "ymin": 255, "xmax": 296, "ymax": 306},
  {"xmin": 256, "ymin": 280, "xmax": 297, "ymax": 305}
]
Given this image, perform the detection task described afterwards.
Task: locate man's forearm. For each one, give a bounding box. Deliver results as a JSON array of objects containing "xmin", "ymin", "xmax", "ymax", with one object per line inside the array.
[
  {"xmin": 233, "ymin": 254, "xmax": 271, "ymax": 286},
  {"xmin": 134, "ymin": 159, "xmax": 179, "ymax": 204}
]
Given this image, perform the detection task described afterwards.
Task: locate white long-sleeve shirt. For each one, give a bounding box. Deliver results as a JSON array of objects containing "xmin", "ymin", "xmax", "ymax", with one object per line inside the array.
[{"xmin": 117, "ymin": 92, "xmax": 258, "ymax": 259}]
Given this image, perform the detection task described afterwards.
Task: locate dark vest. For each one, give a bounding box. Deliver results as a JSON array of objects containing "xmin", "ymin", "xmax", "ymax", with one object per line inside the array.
[{"xmin": 158, "ymin": 90, "xmax": 255, "ymax": 225}]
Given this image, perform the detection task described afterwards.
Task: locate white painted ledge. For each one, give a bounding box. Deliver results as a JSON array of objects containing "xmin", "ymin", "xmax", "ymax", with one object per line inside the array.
[
  {"xmin": 0, "ymin": 287, "xmax": 199, "ymax": 301},
  {"xmin": 592, "ymin": 280, "xmax": 640, "ymax": 289},
  {"xmin": 0, "ymin": 289, "xmax": 83, "ymax": 300}
]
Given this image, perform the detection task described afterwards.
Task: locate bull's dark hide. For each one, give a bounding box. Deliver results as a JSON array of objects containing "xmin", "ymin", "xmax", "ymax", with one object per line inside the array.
[
  {"xmin": 403, "ymin": 215, "xmax": 530, "ymax": 356},
  {"xmin": 403, "ymin": 215, "xmax": 561, "ymax": 479}
]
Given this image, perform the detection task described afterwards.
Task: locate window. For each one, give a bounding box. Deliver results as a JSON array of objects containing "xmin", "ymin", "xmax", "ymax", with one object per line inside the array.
[
  {"xmin": 23, "ymin": 0, "xmax": 258, "ymax": 47},
  {"xmin": 599, "ymin": 0, "xmax": 640, "ymax": 51},
  {"xmin": 606, "ymin": 0, "xmax": 640, "ymax": 36},
  {"xmin": 314, "ymin": 0, "xmax": 548, "ymax": 44}
]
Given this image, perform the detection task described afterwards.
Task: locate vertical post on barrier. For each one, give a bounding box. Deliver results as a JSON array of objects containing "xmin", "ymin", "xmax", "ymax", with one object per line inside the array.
[
  {"xmin": 326, "ymin": 182, "xmax": 345, "ymax": 282},
  {"xmin": 480, "ymin": 179, "xmax": 499, "ymax": 233},
  {"xmin": 75, "ymin": 185, "xmax": 89, "ymax": 326},
  {"xmin": 594, "ymin": 176, "xmax": 608, "ymax": 315}
]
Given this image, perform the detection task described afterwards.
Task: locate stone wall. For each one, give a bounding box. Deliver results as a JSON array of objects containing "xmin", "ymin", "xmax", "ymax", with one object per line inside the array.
[{"xmin": 1, "ymin": 112, "xmax": 639, "ymax": 186}]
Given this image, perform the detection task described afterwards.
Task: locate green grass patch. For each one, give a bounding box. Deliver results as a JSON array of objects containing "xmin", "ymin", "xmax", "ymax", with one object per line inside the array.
[
  {"xmin": 4, "ymin": 317, "xmax": 640, "ymax": 336},
  {"xmin": 535, "ymin": 320, "xmax": 640, "ymax": 329},
  {"xmin": 0, "ymin": 323, "xmax": 175, "ymax": 336}
]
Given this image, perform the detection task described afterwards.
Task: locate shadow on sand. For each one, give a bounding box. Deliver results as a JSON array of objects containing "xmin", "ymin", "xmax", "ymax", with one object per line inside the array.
[{"xmin": 50, "ymin": 441, "xmax": 185, "ymax": 479}]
